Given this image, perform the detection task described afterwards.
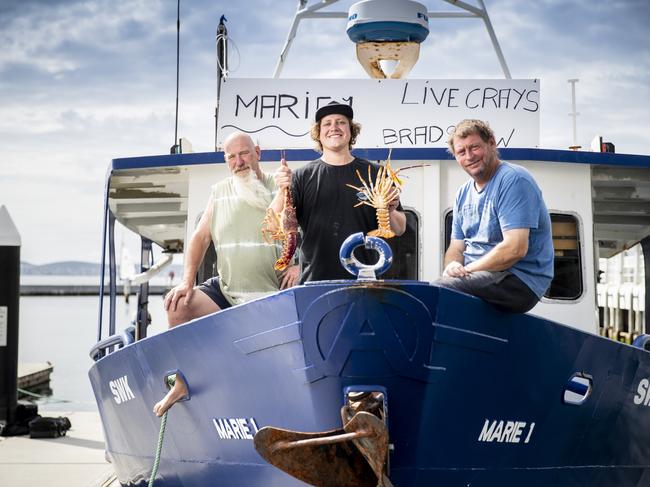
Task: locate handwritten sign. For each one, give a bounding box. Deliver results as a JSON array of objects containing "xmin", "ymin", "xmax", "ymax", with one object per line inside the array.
[{"xmin": 218, "ymin": 78, "xmax": 540, "ymax": 150}]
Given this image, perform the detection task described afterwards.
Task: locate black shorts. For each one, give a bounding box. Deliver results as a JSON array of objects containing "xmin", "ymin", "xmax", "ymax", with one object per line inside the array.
[
  {"xmin": 435, "ymin": 271, "xmax": 540, "ymax": 313},
  {"xmin": 197, "ymin": 277, "xmax": 232, "ymax": 310}
]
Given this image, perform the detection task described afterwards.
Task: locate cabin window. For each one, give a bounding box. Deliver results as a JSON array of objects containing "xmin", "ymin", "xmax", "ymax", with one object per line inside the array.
[
  {"xmin": 444, "ymin": 210, "xmax": 453, "ymax": 252},
  {"xmin": 382, "ymin": 209, "xmax": 419, "ymax": 280},
  {"xmin": 442, "ymin": 211, "xmax": 583, "ymax": 300},
  {"xmin": 545, "ymin": 213, "xmax": 583, "ymax": 300}
]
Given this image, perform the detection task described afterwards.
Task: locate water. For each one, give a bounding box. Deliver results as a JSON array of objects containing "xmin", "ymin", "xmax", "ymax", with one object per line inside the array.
[{"xmin": 18, "ymin": 293, "xmax": 169, "ymax": 412}]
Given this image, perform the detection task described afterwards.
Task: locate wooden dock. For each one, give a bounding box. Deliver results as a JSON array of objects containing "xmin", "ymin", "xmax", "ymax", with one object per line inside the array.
[
  {"xmin": 17, "ymin": 362, "xmax": 54, "ymax": 398},
  {"xmin": 18, "ymin": 362, "xmax": 54, "ymax": 389},
  {"xmin": 2, "ymin": 366, "xmax": 120, "ymax": 485}
]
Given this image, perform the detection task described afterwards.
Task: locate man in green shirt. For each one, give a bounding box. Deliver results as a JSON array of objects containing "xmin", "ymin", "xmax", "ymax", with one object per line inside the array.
[{"xmin": 154, "ymin": 132, "xmax": 299, "ymax": 416}]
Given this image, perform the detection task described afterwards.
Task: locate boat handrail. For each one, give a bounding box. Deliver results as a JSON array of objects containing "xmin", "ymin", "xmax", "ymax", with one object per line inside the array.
[
  {"xmin": 89, "ymin": 325, "xmax": 135, "ymax": 361},
  {"xmin": 122, "ymin": 253, "xmax": 173, "ymax": 287}
]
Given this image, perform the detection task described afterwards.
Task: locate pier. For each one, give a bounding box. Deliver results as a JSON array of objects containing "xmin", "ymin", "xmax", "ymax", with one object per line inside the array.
[
  {"xmin": 0, "ymin": 410, "xmax": 116, "ymax": 487},
  {"xmin": 17, "ymin": 362, "xmax": 53, "ymax": 398}
]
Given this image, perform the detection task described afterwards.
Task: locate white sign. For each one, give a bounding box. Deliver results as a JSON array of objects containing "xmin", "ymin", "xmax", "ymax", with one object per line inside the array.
[
  {"xmin": 218, "ymin": 78, "xmax": 540, "ymax": 150},
  {"xmin": 0, "ymin": 306, "xmax": 7, "ymax": 347}
]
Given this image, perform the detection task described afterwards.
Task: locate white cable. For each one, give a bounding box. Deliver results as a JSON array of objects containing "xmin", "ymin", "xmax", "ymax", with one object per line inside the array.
[{"xmin": 216, "ymin": 33, "xmax": 241, "ymax": 76}]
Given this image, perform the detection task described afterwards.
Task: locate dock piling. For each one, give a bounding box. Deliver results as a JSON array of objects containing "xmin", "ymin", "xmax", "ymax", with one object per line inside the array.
[{"xmin": 0, "ymin": 205, "xmax": 21, "ymax": 432}]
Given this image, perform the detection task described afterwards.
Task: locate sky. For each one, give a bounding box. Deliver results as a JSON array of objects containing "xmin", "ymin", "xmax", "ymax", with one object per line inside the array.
[{"xmin": 1, "ymin": 0, "xmax": 649, "ymax": 265}]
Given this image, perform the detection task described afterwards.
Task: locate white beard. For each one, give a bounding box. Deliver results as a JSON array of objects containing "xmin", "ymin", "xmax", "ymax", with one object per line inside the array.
[{"xmin": 232, "ymin": 171, "xmax": 272, "ymax": 210}]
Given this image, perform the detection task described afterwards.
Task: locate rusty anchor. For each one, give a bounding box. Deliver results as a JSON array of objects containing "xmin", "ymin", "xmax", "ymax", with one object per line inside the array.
[{"xmin": 254, "ymin": 402, "xmax": 393, "ymax": 487}]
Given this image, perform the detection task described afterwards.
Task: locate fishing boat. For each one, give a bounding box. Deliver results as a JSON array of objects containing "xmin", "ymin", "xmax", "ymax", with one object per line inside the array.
[{"xmin": 89, "ymin": 1, "xmax": 650, "ymax": 485}]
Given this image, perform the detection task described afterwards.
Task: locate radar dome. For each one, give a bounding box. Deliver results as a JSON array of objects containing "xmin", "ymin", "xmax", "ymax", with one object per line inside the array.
[{"xmin": 346, "ymin": 0, "xmax": 429, "ymax": 44}]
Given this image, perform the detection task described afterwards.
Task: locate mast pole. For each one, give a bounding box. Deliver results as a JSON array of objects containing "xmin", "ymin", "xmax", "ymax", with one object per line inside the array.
[
  {"xmin": 442, "ymin": 0, "xmax": 511, "ymax": 78},
  {"xmin": 215, "ymin": 16, "xmax": 229, "ymax": 150},
  {"xmin": 274, "ymin": 1, "xmax": 341, "ymax": 78},
  {"xmin": 568, "ymin": 79, "xmax": 580, "ymax": 149}
]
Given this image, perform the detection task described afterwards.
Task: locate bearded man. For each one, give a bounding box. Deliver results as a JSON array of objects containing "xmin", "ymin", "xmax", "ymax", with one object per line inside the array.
[{"xmin": 155, "ymin": 131, "xmax": 298, "ymax": 416}]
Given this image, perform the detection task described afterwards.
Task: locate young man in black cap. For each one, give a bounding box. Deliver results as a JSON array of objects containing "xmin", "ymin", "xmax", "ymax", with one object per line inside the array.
[{"xmin": 272, "ymin": 101, "xmax": 406, "ymax": 283}]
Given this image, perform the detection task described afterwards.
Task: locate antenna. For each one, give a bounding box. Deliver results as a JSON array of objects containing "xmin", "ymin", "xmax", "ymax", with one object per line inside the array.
[
  {"xmin": 171, "ymin": 0, "xmax": 181, "ymax": 154},
  {"xmin": 215, "ymin": 15, "xmax": 228, "ymax": 151},
  {"xmin": 568, "ymin": 79, "xmax": 580, "ymax": 150}
]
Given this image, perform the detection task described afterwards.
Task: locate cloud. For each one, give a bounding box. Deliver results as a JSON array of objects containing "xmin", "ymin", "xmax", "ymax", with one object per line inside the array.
[
  {"xmin": 0, "ymin": 0, "xmax": 178, "ymax": 88},
  {"xmin": 1, "ymin": 0, "xmax": 649, "ymax": 266}
]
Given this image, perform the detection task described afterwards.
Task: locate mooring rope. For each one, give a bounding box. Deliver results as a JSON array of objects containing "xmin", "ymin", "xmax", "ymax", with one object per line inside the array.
[
  {"xmin": 148, "ymin": 374, "xmax": 177, "ymax": 486},
  {"xmin": 148, "ymin": 410, "xmax": 168, "ymax": 487},
  {"xmin": 17, "ymin": 387, "xmax": 74, "ymax": 404}
]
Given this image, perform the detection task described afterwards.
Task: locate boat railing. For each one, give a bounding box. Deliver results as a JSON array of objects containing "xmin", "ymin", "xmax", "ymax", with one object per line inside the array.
[
  {"xmin": 97, "ymin": 197, "xmax": 174, "ymax": 354},
  {"xmin": 121, "ymin": 253, "xmax": 173, "ymax": 288},
  {"xmin": 89, "ymin": 325, "xmax": 135, "ymax": 361},
  {"xmin": 598, "ymin": 282, "xmax": 646, "ymax": 342}
]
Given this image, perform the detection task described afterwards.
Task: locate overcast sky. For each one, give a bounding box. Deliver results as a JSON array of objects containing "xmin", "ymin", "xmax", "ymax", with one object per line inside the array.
[{"xmin": 1, "ymin": 0, "xmax": 648, "ymax": 265}]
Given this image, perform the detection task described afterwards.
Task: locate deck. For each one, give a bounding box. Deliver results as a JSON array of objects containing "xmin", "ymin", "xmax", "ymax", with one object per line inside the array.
[{"xmin": 0, "ymin": 410, "xmax": 116, "ymax": 487}]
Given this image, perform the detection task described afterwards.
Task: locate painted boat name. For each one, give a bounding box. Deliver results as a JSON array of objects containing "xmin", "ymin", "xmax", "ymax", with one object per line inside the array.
[
  {"xmin": 109, "ymin": 375, "xmax": 135, "ymax": 405},
  {"xmin": 633, "ymin": 378, "xmax": 650, "ymax": 406},
  {"xmin": 213, "ymin": 417, "xmax": 259, "ymax": 440},
  {"xmin": 478, "ymin": 419, "xmax": 535, "ymax": 444}
]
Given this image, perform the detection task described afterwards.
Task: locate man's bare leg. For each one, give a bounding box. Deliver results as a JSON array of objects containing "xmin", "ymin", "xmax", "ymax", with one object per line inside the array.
[
  {"xmin": 153, "ymin": 290, "xmax": 220, "ymax": 416},
  {"xmin": 166, "ymin": 288, "xmax": 221, "ymax": 328}
]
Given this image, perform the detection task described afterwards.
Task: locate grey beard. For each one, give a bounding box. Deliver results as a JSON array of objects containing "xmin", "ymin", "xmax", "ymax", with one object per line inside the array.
[{"xmin": 232, "ymin": 171, "xmax": 272, "ymax": 210}]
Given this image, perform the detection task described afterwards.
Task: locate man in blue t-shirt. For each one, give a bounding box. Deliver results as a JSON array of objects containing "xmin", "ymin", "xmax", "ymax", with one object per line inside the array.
[{"xmin": 436, "ymin": 119, "xmax": 554, "ymax": 313}]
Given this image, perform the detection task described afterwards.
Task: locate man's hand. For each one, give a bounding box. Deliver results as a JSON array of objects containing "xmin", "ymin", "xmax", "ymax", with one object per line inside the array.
[
  {"xmin": 459, "ymin": 228, "xmax": 530, "ymax": 274},
  {"xmin": 443, "ymin": 261, "xmax": 471, "ymax": 278},
  {"xmin": 280, "ymin": 265, "xmax": 300, "ymax": 290},
  {"xmin": 274, "ymin": 158, "xmax": 292, "ymax": 190},
  {"xmin": 164, "ymin": 281, "xmax": 195, "ymax": 312},
  {"xmin": 388, "ymin": 194, "xmax": 400, "ymax": 213}
]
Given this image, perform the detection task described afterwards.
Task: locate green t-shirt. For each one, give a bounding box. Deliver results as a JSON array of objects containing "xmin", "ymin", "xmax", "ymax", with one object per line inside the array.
[{"xmin": 210, "ymin": 173, "xmax": 282, "ymax": 305}]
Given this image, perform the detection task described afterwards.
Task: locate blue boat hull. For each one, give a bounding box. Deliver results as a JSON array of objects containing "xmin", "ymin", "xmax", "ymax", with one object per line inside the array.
[{"xmin": 89, "ymin": 281, "xmax": 650, "ymax": 486}]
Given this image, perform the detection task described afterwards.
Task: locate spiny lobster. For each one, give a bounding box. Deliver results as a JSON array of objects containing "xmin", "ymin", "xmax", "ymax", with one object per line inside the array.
[
  {"xmin": 262, "ymin": 154, "xmax": 298, "ymax": 271},
  {"xmin": 346, "ymin": 158, "xmax": 404, "ymax": 239}
]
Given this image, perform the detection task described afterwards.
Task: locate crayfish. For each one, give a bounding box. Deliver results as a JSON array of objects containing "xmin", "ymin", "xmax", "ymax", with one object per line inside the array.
[
  {"xmin": 262, "ymin": 186, "xmax": 298, "ymax": 271},
  {"xmin": 346, "ymin": 159, "xmax": 403, "ymax": 239}
]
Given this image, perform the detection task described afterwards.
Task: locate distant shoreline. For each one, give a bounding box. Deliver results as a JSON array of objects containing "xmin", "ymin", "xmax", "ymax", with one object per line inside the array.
[
  {"xmin": 20, "ymin": 284, "xmax": 169, "ymax": 296},
  {"xmin": 20, "ymin": 260, "xmax": 182, "ymax": 277},
  {"xmin": 19, "ymin": 275, "xmax": 176, "ymax": 296}
]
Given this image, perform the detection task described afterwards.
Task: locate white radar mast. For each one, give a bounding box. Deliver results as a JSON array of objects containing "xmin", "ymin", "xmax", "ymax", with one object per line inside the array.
[{"xmin": 273, "ymin": 0, "xmax": 511, "ymax": 79}]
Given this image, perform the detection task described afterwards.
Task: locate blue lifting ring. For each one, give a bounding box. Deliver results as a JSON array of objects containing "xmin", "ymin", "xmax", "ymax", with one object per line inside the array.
[{"xmin": 339, "ymin": 232, "xmax": 393, "ymax": 280}]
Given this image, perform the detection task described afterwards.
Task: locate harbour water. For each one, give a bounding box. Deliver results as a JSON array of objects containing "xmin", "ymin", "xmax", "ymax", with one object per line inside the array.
[{"xmin": 18, "ymin": 292, "xmax": 169, "ymax": 412}]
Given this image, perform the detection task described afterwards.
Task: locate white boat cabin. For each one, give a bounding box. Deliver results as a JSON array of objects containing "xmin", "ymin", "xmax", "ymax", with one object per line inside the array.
[{"xmin": 106, "ymin": 145, "xmax": 650, "ymax": 337}]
